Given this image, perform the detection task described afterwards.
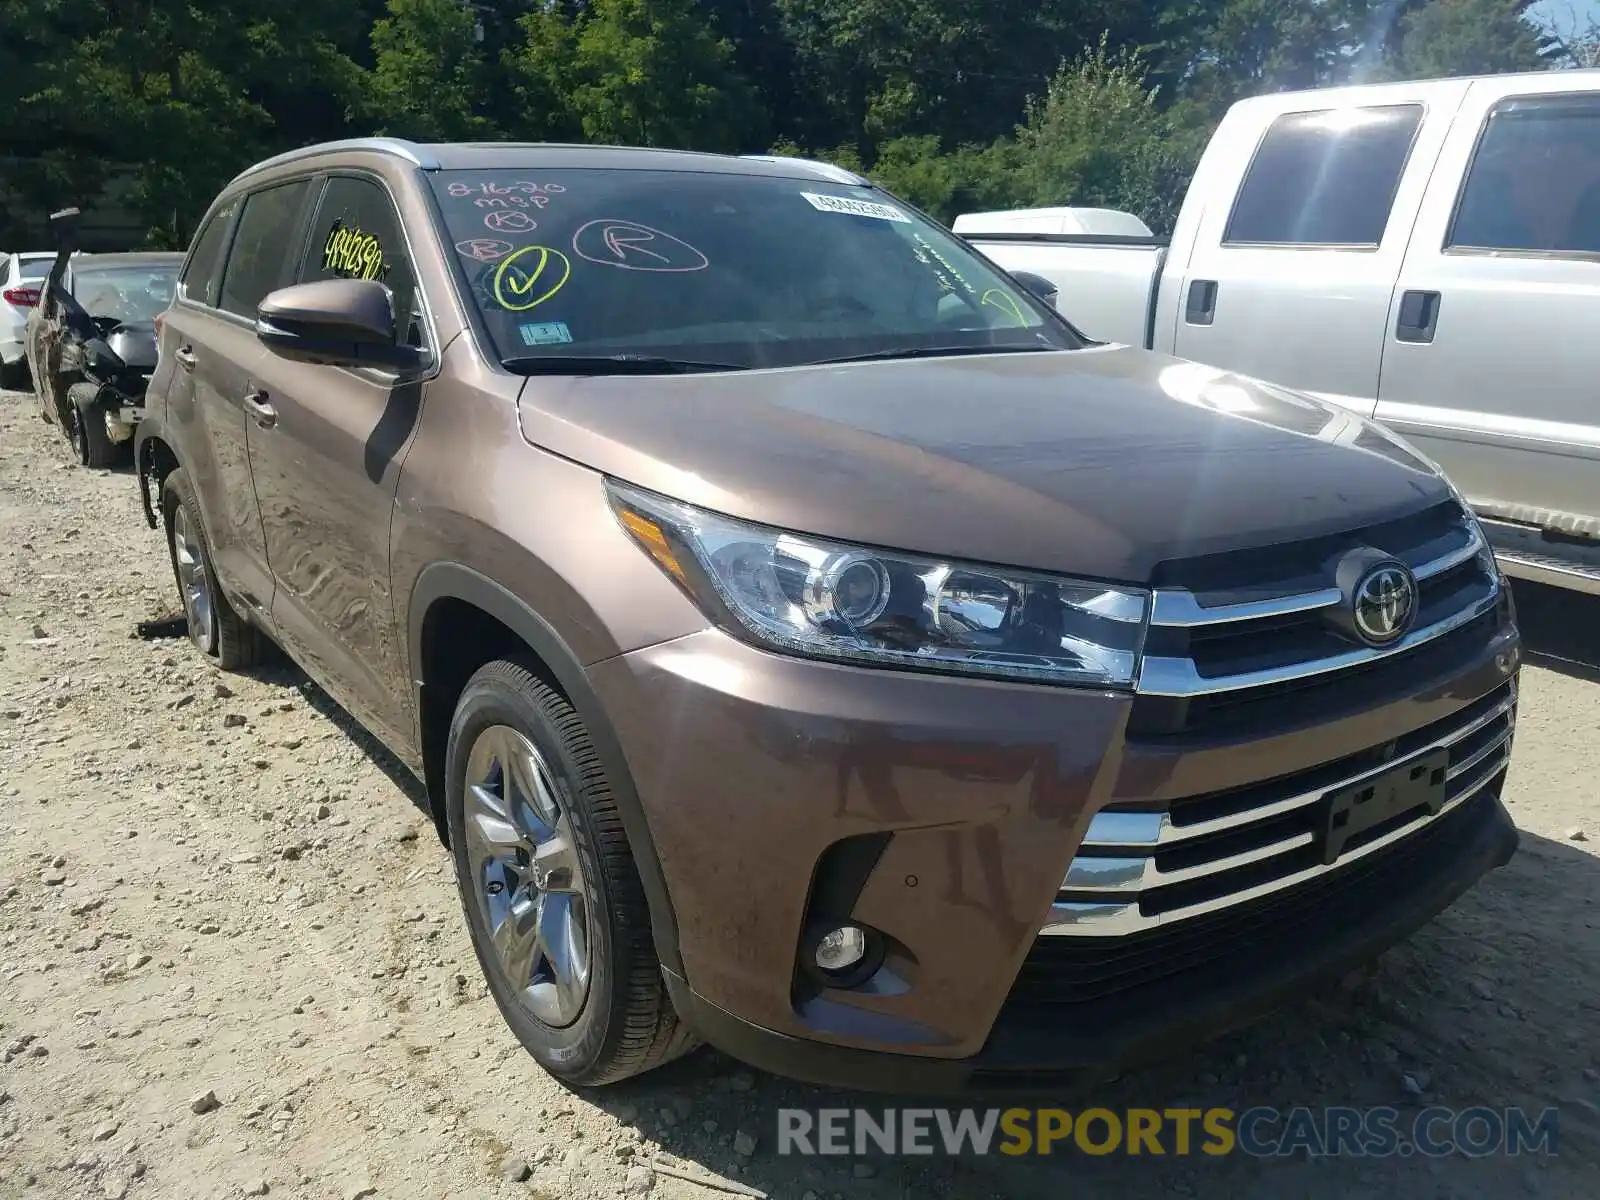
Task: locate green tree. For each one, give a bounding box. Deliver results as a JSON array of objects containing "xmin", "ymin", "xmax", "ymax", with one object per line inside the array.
[
  {"xmin": 1013, "ymin": 39, "xmax": 1207, "ymax": 233},
  {"xmin": 367, "ymin": 0, "xmax": 497, "ymax": 140},
  {"xmin": 0, "ymin": 1, "xmax": 373, "ymax": 246},
  {"xmin": 1153, "ymin": 0, "xmax": 1372, "ymax": 112},
  {"xmin": 1388, "ymin": 0, "xmax": 1548, "ymax": 79},
  {"xmin": 504, "ymin": 0, "xmax": 755, "ymax": 150},
  {"xmin": 774, "ymin": 0, "xmax": 1169, "ymax": 156}
]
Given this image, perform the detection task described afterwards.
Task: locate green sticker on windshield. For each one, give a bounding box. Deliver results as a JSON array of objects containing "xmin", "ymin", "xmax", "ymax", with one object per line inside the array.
[{"xmin": 519, "ymin": 321, "xmax": 572, "ymax": 346}]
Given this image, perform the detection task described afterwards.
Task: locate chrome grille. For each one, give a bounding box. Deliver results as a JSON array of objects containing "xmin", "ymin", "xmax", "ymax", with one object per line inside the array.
[
  {"xmin": 1139, "ymin": 506, "xmax": 1498, "ymax": 697},
  {"xmin": 1043, "ymin": 680, "xmax": 1515, "ymax": 937},
  {"xmin": 1129, "ymin": 501, "xmax": 1505, "ymax": 737}
]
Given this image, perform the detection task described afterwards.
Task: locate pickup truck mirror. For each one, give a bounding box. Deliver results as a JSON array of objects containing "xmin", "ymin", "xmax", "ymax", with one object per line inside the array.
[
  {"xmin": 256, "ymin": 278, "xmax": 425, "ymax": 372},
  {"xmin": 1009, "ymin": 270, "xmax": 1059, "ymax": 309}
]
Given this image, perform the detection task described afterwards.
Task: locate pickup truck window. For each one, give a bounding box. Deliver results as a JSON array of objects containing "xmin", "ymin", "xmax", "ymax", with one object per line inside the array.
[
  {"xmin": 1224, "ymin": 105, "xmax": 1424, "ymax": 248},
  {"xmin": 1448, "ymin": 95, "xmax": 1600, "ymax": 256}
]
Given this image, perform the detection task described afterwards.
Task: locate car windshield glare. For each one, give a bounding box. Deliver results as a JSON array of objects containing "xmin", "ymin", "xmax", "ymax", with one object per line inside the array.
[
  {"xmin": 74, "ymin": 266, "xmax": 178, "ymax": 324},
  {"xmin": 428, "ymin": 167, "xmax": 1079, "ymax": 371}
]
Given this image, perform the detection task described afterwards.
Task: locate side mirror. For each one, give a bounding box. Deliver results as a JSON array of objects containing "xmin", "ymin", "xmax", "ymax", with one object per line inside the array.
[
  {"xmin": 255, "ymin": 278, "xmax": 424, "ymax": 371},
  {"xmin": 1010, "ymin": 270, "xmax": 1059, "ymax": 309},
  {"xmin": 49, "ymin": 206, "xmax": 82, "ymax": 253}
]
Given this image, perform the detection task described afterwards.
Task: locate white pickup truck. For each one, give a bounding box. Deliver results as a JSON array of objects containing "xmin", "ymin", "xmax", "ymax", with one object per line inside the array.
[{"xmin": 957, "ymin": 70, "xmax": 1600, "ymax": 596}]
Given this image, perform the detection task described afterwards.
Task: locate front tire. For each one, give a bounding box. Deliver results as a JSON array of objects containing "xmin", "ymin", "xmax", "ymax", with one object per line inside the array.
[
  {"xmin": 446, "ymin": 660, "xmax": 697, "ymax": 1086},
  {"xmin": 161, "ymin": 467, "xmax": 266, "ymax": 670}
]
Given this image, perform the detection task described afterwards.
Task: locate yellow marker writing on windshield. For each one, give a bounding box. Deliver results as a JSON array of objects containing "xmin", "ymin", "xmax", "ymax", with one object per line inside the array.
[
  {"xmin": 981, "ymin": 288, "xmax": 1029, "ymax": 328},
  {"xmin": 494, "ymin": 245, "xmax": 572, "ymax": 312}
]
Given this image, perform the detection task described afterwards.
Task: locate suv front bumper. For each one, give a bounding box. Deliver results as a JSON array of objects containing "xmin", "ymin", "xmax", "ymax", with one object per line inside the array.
[{"xmin": 587, "ymin": 613, "xmax": 1519, "ymax": 1093}]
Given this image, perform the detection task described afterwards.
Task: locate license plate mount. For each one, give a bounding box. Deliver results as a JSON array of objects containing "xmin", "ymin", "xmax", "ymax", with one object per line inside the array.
[{"xmin": 1322, "ymin": 749, "xmax": 1449, "ymax": 865}]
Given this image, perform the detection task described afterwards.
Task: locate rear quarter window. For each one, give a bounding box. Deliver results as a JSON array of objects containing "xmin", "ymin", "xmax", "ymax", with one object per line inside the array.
[{"xmin": 178, "ymin": 199, "xmax": 238, "ymax": 307}]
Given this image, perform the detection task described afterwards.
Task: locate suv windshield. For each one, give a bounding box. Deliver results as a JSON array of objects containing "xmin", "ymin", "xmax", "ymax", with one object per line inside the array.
[
  {"xmin": 428, "ymin": 167, "xmax": 1079, "ymax": 371},
  {"xmin": 73, "ymin": 265, "xmax": 178, "ymax": 323}
]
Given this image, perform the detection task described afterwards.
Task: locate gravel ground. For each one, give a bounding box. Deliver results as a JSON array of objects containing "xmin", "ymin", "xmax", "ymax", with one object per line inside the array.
[{"xmin": 1, "ymin": 385, "xmax": 1598, "ymax": 1200}]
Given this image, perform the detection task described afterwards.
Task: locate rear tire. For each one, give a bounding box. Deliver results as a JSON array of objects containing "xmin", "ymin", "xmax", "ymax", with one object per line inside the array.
[
  {"xmin": 446, "ymin": 659, "xmax": 697, "ymax": 1087},
  {"xmin": 0, "ymin": 357, "xmax": 29, "ymax": 391},
  {"xmin": 68, "ymin": 383, "xmax": 124, "ymax": 468},
  {"xmin": 161, "ymin": 467, "xmax": 267, "ymax": 670}
]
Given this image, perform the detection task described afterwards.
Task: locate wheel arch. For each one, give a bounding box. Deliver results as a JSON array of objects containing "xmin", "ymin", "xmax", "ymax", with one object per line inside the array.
[
  {"xmin": 408, "ymin": 562, "xmax": 684, "ymax": 977},
  {"xmin": 134, "ymin": 415, "xmax": 182, "ymax": 530}
]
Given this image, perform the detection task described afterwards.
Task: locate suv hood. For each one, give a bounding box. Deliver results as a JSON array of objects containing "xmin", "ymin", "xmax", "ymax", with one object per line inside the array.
[{"xmin": 514, "ymin": 346, "xmax": 1450, "ymax": 583}]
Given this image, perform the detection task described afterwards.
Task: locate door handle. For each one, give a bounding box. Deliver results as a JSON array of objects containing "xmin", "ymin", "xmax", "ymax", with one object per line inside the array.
[
  {"xmin": 242, "ymin": 389, "xmax": 277, "ymax": 429},
  {"xmin": 1396, "ymin": 290, "xmax": 1441, "ymax": 344},
  {"xmin": 173, "ymin": 345, "xmax": 197, "ymax": 371},
  {"xmin": 1185, "ymin": 279, "xmax": 1218, "ymax": 325}
]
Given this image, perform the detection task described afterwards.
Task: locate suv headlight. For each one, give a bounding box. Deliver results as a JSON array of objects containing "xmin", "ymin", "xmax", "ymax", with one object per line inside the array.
[{"xmin": 608, "ymin": 481, "xmax": 1149, "ymax": 688}]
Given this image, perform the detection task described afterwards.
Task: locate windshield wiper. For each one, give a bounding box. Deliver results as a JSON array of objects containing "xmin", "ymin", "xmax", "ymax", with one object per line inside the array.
[
  {"xmin": 501, "ymin": 354, "xmax": 747, "ymax": 375},
  {"xmin": 813, "ymin": 344, "xmax": 1061, "ymax": 366}
]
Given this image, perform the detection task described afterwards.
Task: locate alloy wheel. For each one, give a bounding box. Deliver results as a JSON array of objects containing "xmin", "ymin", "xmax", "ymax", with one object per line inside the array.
[
  {"xmin": 463, "ymin": 724, "xmax": 592, "ymax": 1027},
  {"xmin": 171, "ymin": 503, "xmax": 215, "ymax": 651}
]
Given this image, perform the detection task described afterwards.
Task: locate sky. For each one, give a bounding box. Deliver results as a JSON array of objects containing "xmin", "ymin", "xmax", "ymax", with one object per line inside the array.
[{"xmin": 1529, "ymin": 0, "xmax": 1600, "ymax": 33}]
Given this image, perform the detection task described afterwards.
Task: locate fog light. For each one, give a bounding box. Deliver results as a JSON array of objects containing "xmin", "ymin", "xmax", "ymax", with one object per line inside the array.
[{"xmin": 814, "ymin": 924, "xmax": 868, "ymax": 973}]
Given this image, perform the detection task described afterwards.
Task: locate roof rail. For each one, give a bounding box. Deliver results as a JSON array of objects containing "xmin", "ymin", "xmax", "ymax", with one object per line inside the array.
[
  {"xmin": 227, "ymin": 138, "xmax": 439, "ymax": 188},
  {"xmin": 738, "ymin": 154, "xmax": 867, "ymax": 186}
]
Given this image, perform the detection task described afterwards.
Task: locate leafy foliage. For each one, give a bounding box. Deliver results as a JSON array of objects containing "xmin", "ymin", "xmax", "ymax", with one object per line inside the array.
[{"xmin": 0, "ymin": 0, "xmax": 1566, "ymax": 247}]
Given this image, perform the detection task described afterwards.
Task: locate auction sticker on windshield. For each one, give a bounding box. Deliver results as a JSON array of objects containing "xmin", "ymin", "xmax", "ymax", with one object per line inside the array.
[{"xmin": 801, "ymin": 192, "xmax": 911, "ymax": 223}]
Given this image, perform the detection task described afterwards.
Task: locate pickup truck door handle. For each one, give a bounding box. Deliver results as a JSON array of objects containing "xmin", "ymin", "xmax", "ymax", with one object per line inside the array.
[
  {"xmin": 1396, "ymin": 290, "xmax": 1441, "ymax": 344},
  {"xmin": 1185, "ymin": 279, "xmax": 1218, "ymax": 326},
  {"xmin": 242, "ymin": 389, "xmax": 277, "ymax": 429},
  {"xmin": 173, "ymin": 345, "xmax": 197, "ymax": 371}
]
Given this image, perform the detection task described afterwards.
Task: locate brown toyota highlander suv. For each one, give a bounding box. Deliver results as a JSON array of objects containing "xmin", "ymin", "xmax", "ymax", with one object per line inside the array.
[{"xmin": 134, "ymin": 138, "xmax": 1521, "ymax": 1093}]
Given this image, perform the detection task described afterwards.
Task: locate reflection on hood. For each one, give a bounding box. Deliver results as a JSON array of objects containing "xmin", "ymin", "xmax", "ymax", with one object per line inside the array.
[{"xmin": 1153, "ymin": 360, "xmax": 1437, "ymax": 475}]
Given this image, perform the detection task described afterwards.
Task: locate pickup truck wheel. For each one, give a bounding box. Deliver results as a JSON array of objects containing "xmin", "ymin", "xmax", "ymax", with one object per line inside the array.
[
  {"xmin": 67, "ymin": 383, "xmax": 124, "ymax": 469},
  {"xmin": 161, "ymin": 468, "xmax": 267, "ymax": 670},
  {"xmin": 446, "ymin": 660, "xmax": 698, "ymax": 1087}
]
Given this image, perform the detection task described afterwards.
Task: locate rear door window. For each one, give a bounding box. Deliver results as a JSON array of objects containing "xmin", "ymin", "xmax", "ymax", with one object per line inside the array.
[
  {"xmin": 178, "ymin": 199, "xmax": 238, "ymax": 307},
  {"xmin": 218, "ymin": 181, "xmax": 312, "ymax": 318},
  {"xmin": 1224, "ymin": 105, "xmax": 1425, "ymax": 247},
  {"xmin": 1448, "ymin": 94, "xmax": 1600, "ymax": 255}
]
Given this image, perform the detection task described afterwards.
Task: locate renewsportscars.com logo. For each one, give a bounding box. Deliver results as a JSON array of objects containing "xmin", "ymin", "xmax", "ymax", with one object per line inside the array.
[{"xmin": 777, "ymin": 1106, "xmax": 1560, "ymax": 1158}]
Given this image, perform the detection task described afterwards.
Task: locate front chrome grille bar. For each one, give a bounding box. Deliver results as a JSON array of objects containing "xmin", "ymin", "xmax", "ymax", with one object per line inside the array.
[
  {"xmin": 1041, "ymin": 687, "xmax": 1515, "ymax": 937},
  {"xmin": 1137, "ymin": 519, "xmax": 1500, "ymax": 698},
  {"xmin": 1147, "ymin": 522, "xmax": 1487, "ymax": 629}
]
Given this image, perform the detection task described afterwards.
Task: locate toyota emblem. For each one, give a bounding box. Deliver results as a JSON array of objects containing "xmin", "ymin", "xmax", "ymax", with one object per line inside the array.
[{"xmin": 1352, "ymin": 563, "xmax": 1417, "ymax": 646}]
